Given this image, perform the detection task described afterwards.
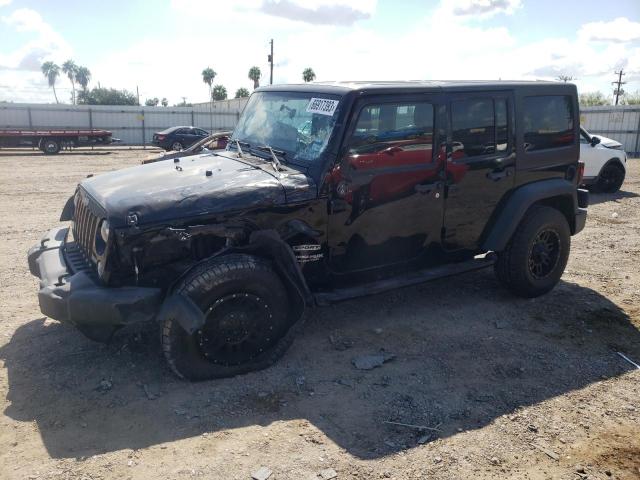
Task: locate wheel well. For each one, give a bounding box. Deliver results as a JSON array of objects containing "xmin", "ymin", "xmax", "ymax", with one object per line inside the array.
[
  {"xmin": 599, "ymin": 158, "xmax": 624, "ymax": 175},
  {"xmin": 536, "ymin": 195, "xmax": 575, "ymax": 233}
]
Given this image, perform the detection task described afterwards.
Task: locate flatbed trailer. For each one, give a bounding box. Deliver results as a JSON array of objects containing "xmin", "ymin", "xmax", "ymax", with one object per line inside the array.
[{"xmin": 0, "ymin": 129, "xmax": 114, "ymax": 154}]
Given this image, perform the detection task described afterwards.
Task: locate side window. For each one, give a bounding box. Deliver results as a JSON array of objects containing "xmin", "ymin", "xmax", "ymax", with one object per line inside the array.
[
  {"xmin": 348, "ymin": 102, "xmax": 434, "ymax": 166},
  {"xmin": 175, "ymin": 128, "xmax": 188, "ymax": 135},
  {"xmin": 523, "ymin": 95, "xmax": 574, "ymax": 151},
  {"xmin": 451, "ymin": 98, "xmax": 495, "ymax": 158},
  {"xmin": 197, "ymin": 129, "xmax": 208, "ymax": 136}
]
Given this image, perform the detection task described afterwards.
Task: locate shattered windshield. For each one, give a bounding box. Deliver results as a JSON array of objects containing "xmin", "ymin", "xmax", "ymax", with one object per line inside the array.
[{"xmin": 230, "ymin": 91, "xmax": 341, "ymax": 164}]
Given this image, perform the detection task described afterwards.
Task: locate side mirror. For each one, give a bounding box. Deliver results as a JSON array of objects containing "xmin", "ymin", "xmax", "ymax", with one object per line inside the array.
[{"xmin": 590, "ymin": 136, "xmax": 601, "ymax": 147}]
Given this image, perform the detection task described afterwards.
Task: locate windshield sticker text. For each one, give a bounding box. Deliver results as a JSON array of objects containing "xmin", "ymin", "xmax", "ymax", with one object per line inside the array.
[{"xmin": 307, "ymin": 98, "xmax": 339, "ymax": 116}]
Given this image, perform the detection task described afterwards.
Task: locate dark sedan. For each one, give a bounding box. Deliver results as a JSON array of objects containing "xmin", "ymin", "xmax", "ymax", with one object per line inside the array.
[{"xmin": 152, "ymin": 126, "xmax": 209, "ymax": 151}]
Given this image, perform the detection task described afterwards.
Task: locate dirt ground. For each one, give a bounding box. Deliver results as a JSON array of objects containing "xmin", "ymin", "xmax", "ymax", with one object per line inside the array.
[{"xmin": 0, "ymin": 147, "xmax": 638, "ymax": 480}]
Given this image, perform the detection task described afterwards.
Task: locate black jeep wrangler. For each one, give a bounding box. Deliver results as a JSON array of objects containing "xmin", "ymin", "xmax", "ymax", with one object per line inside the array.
[{"xmin": 28, "ymin": 81, "xmax": 588, "ymax": 380}]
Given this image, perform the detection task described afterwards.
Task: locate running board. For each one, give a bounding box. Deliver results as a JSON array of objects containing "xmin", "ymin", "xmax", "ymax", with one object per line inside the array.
[{"xmin": 314, "ymin": 254, "xmax": 496, "ymax": 306}]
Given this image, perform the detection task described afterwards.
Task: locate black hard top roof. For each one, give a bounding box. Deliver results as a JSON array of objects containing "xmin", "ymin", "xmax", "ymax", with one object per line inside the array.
[{"xmin": 257, "ymin": 80, "xmax": 574, "ymax": 96}]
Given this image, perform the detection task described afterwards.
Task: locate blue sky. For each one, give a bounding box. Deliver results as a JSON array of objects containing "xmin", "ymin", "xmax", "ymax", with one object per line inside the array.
[{"xmin": 1, "ymin": 0, "xmax": 639, "ymax": 104}]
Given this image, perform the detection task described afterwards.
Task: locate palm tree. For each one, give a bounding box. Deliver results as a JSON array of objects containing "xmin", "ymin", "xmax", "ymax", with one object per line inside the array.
[
  {"xmin": 75, "ymin": 66, "xmax": 91, "ymax": 93},
  {"xmin": 212, "ymin": 85, "xmax": 227, "ymax": 101},
  {"xmin": 302, "ymin": 68, "xmax": 316, "ymax": 83},
  {"xmin": 161, "ymin": 97, "xmax": 168, "ymax": 107},
  {"xmin": 41, "ymin": 61, "xmax": 60, "ymax": 104},
  {"xmin": 235, "ymin": 87, "xmax": 250, "ymax": 98},
  {"xmin": 248, "ymin": 66, "xmax": 261, "ymax": 89},
  {"xmin": 202, "ymin": 67, "xmax": 216, "ymax": 131},
  {"xmin": 62, "ymin": 60, "xmax": 79, "ymax": 104},
  {"xmin": 201, "ymin": 67, "xmax": 216, "ymax": 100}
]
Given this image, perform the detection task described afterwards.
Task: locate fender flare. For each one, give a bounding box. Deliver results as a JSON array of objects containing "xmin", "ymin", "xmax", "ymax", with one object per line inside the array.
[
  {"xmin": 158, "ymin": 229, "xmax": 312, "ymax": 335},
  {"xmin": 482, "ymin": 178, "xmax": 577, "ymax": 252}
]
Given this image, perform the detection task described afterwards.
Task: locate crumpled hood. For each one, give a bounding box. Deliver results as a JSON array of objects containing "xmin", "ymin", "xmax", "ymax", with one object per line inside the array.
[{"xmin": 80, "ymin": 152, "xmax": 290, "ymax": 227}]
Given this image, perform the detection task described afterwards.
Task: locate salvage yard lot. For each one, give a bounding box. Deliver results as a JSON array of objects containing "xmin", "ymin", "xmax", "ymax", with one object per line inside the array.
[{"xmin": 0, "ymin": 148, "xmax": 638, "ymax": 480}]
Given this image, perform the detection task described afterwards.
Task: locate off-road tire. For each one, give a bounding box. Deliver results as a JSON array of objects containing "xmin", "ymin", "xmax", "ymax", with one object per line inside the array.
[
  {"xmin": 494, "ymin": 205, "xmax": 570, "ymax": 298},
  {"xmin": 162, "ymin": 254, "xmax": 294, "ymax": 381},
  {"xmin": 42, "ymin": 139, "xmax": 61, "ymax": 155},
  {"xmin": 594, "ymin": 163, "xmax": 625, "ymax": 194}
]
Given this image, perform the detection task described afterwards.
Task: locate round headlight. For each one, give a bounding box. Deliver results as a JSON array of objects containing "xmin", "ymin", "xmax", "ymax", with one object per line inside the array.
[{"xmin": 100, "ymin": 219, "xmax": 110, "ymax": 242}]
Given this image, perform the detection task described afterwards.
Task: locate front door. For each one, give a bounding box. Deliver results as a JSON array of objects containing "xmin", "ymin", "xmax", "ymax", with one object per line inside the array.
[
  {"xmin": 327, "ymin": 95, "xmax": 446, "ymax": 273},
  {"xmin": 442, "ymin": 93, "xmax": 516, "ymax": 250}
]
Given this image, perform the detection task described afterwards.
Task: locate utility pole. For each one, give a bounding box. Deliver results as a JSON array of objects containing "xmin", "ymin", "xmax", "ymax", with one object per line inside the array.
[
  {"xmin": 268, "ymin": 39, "xmax": 274, "ymax": 85},
  {"xmin": 612, "ymin": 69, "xmax": 626, "ymax": 105},
  {"xmin": 136, "ymin": 85, "xmax": 140, "ymax": 105}
]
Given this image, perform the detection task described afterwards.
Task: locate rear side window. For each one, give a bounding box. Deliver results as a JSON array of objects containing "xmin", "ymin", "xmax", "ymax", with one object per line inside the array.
[
  {"xmin": 348, "ymin": 102, "xmax": 434, "ymax": 165},
  {"xmin": 451, "ymin": 98, "xmax": 509, "ymax": 158},
  {"xmin": 523, "ymin": 95, "xmax": 574, "ymax": 151}
]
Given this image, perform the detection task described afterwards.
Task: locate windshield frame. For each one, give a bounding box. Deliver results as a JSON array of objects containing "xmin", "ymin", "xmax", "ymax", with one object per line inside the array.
[{"xmin": 229, "ymin": 90, "xmax": 347, "ymax": 171}]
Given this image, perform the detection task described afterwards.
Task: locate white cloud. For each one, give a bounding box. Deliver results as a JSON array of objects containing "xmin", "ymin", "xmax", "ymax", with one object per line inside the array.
[
  {"xmin": 0, "ymin": 8, "xmax": 73, "ymax": 102},
  {"xmin": 260, "ymin": 0, "xmax": 376, "ymax": 26},
  {"xmin": 440, "ymin": 0, "xmax": 522, "ymax": 18},
  {"xmin": 578, "ymin": 17, "xmax": 640, "ymax": 44},
  {"xmin": 1, "ymin": 1, "xmax": 639, "ymax": 104},
  {"xmin": 0, "ymin": 0, "xmax": 12, "ymax": 7}
]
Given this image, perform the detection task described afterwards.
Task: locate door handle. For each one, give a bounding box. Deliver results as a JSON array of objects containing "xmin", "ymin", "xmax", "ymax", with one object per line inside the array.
[
  {"xmin": 487, "ymin": 169, "xmax": 510, "ymax": 181},
  {"xmin": 414, "ymin": 182, "xmax": 441, "ymax": 195},
  {"xmin": 330, "ymin": 199, "xmax": 348, "ymax": 213}
]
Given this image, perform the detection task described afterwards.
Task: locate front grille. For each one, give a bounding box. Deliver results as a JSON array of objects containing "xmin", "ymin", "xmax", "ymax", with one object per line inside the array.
[{"xmin": 72, "ymin": 189, "xmax": 102, "ymax": 264}]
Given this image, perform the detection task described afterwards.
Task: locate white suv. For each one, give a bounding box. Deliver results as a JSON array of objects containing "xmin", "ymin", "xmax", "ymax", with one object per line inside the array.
[{"xmin": 580, "ymin": 127, "xmax": 627, "ymax": 193}]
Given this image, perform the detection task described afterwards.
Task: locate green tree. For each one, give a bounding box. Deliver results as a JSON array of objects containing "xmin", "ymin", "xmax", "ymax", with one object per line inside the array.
[
  {"xmin": 579, "ymin": 91, "xmax": 610, "ymax": 106},
  {"xmin": 62, "ymin": 59, "xmax": 79, "ymax": 104},
  {"xmin": 41, "ymin": 61, "xmax": 60, "ymax": 103},
  {"xmin": 302, "ymin": 67, "xmax": 316, "ymax": 82},
  {"xmin": 621, "ymin": 90, "xmax": 640, "ymax": 105},
  {"xmin": 74, "ymin": 66, "xmax": 91, "ymax": 93},
  {"xmin": 212, "ymin": 84, "xmax": 227, "ymax": 100},
  {"xmin": 248, "ymin": 66, "xmax": 261, "ymax": 89},
  {"xmin": 145, "ymin": 97, "xmax": 159, "ymax": 106},
  {"xmin": 235, "ymin": 87, "xmax": 250, "ymax": 98},
  {"xmin": 77, "ymin": 87, "xmax": 138, "ymax": 105},
  {"xmin": 555, "ymin": 74, "xmax": 574, "ymax": 83},
  {"xmin": 161, "ymin": 97, "xmax": 169, "ymax": 107},
  {"xmin": 202, "ymin": 67, "xmax": 216, "ymax": 101}
]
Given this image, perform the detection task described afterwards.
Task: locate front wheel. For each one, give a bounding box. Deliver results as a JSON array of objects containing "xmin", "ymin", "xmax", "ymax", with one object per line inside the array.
[
  {"xmin": 494, "ymin": 205, "xmax": 570, "ymax": 298},
  {"xmin": 595, "ymin": 163, "xmax": 625, "ymax": 193},
  {"xmin": 41, "ymin": 139, "xmax": 61, "ymax": 155},
  {"xmin": 162, "ymin": 254, "xmax": 294, "ymax": 381}
]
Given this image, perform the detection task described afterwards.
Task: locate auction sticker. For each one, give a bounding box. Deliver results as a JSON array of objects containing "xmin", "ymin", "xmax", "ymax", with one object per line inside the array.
[{"xmin": 307, "ymin": 98, "xmax": 339, "ymax": 116}]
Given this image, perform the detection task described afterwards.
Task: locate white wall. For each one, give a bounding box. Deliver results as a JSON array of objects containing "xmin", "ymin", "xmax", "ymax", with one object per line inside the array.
[{"xmin": 0, "ymin": 98, "xmax": 249, "ymax": 145}]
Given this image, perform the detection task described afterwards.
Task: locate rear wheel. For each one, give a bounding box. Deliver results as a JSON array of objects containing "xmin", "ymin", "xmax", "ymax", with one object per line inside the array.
[
  {"xmin": 171, "ymin": 141, "xmax": 184, "ymax": 151},
  {"xmin": 162, "ymin": 254, "xmax": 294, "ymax": 381},
  {"xmin": 595, "ymin": 163, "xmax": 625, "ymax": 193},
  {"xmin": 41, "ymin": 139, "xmax": 61, "ymax": 155},
  {"xmin": 495, "ymin": 205, "xmax": 570, "ymax": 298}
]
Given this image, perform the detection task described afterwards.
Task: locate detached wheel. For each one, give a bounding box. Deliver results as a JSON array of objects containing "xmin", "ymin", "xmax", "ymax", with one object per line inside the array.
[
  {"xmin": 595, "ymin": 163, "xmax": 625, "ymax": 193},
  {"xmin": 495, "ymin": 205, "xmax": 570, "ymax": 298},
  {"xmin": 42, "ymin": 139, "xmax": 61, "ymax": 155},
  {"xmin": 170, "ymin": 141, "xmax": 184, "ymax": 151},
  {"xmin": 162, "ymin": 254, "xmax": 294, "ymax": 381}
]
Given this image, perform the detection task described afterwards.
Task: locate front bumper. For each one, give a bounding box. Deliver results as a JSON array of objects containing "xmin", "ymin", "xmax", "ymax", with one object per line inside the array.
[{"xmin": 27, "ymin": 227, "xmax": 162, "ymax": 342}]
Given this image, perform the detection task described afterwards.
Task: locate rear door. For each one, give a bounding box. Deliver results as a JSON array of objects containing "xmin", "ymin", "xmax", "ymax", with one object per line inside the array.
[
  {"xmin": 327, "ymin": 94, "xmax": 446, "ymax": 272},
  {"xmin": 443, "ymin": 92, "xmax": 515, "ymax": 250}
]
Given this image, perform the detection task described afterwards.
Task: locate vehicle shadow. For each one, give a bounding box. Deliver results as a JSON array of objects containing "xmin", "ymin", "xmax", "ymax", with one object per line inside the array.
[
  {"xmin": 1, "ymin": 269, "xmax": 638, "ymax": 460},
  {"xmin": 588, "ymin": 189, "xmax": 639, "ymax": 205}
]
